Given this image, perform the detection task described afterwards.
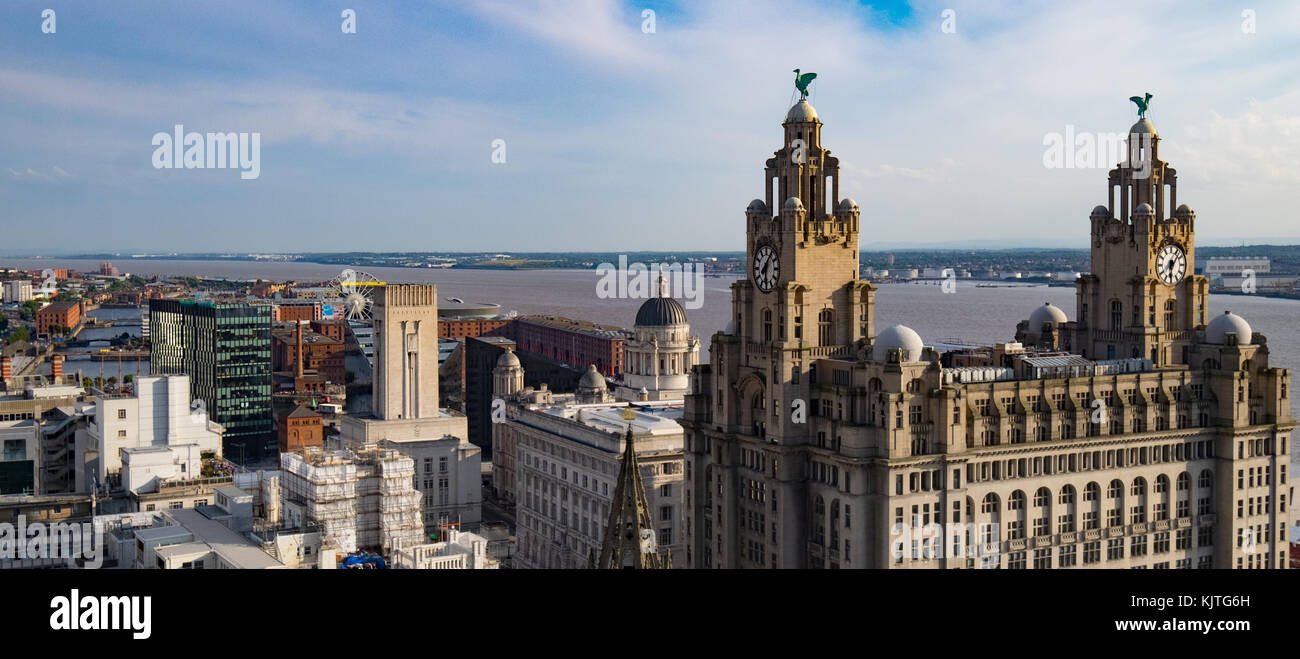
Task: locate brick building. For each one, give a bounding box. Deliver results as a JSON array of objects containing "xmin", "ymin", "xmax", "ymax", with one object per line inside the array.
[
  {"xmin": 278, "ymin": 404, "xmax": 323, "ymax": 454},
  {"xmin": 496, "ymin": 315, "xmax": 625, "ymax": 377},
  {"xmin": 35, "ymin": 300, "xmax": 85, "ymax": 337},
  {"xmin": 438, "ymin": 318, "xmax": 510, "ymax": 340},
  {"xmin": 272, "ymin": 322, "xmax": 345, "ymax": 384}
]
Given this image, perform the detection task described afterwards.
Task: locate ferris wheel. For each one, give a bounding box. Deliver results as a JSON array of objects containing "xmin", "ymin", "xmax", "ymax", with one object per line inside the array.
[{"xmin": 331, "ymin": 268, "xmax": 382, "ymax": 321}]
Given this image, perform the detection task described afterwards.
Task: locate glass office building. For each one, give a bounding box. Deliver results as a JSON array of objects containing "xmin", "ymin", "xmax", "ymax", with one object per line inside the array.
[{"xmin": 149, "ymin": 299, "xmax": 274, "ymax": 462}]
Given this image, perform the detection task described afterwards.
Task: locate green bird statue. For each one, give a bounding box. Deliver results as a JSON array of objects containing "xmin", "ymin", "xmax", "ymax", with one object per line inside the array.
[
  {"xmin": 793, "ymin": 69, "xmax": 817, "ymax": 100},
  {"xmin": 1129, "ymin": 93, "xmax": 1153, "ymax": 118}
]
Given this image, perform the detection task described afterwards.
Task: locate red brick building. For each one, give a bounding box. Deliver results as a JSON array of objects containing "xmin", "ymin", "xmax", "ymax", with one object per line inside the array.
[
  {"xmin": 496, "ymin": 315, "xmax": 625, "ymax": 376},
  {"xmin": 273, "ymin": 302, "xmax": 320, "ymax": 323},
  {"xmin": 272, "ymin": 323, "xmax": 346, "ymax": 383},
  {"xmin": 36, "ymin": 300, "xmax": 84, "ymax": 337},
  {"xmin": 278, "ymin": 404, "xmax": 323, "ymax": 454},
  {"xmin": 438, "ymin": 317, "xmax": 510, "ymax": 340}
]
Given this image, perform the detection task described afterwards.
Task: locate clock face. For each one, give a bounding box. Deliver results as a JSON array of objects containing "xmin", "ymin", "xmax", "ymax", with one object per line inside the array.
[
  {"xmin": 753, "ymin": 245, "xmax": 780, "ymax": 293},
  {"xmin": 1155, "ymin": 244, "xmax": 1187, "ymax": 286}
]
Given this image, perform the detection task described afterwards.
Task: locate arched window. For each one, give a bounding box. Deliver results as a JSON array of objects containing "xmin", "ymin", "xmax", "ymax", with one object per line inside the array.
[
  {"xmin": 1107, "ymin": 479, "xmax": 1123, "ymax": 499},
  {"xmin": 1176, "ymin": 472, "xmax": 1190, "ymax": 492},
  {"xmin": 1131, "ymin": 477, "xmax": 1147, "ymax": 497},
  {"xmin": 1059, "ymin": 485, "xmax": 1076, "ymax": 505},
  {"xmin": 818, "ymin": 308, "xmax": 834, "ymax": 345},
  {"xmin": 1009, "ymin": 490, "xmax": 1026, "ymax": 511},
  {"xmin": 981, "ymin": 493, "xmax": 999, "ymax": 514},
  {"xmin": 1034, "ymin": 487, "xmax": 1050, "ymax": 507}
]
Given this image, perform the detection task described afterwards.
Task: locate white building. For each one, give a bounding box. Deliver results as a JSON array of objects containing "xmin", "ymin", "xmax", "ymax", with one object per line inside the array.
[
  {"xmin": 615, "ymin": 273, "xmax": 700, "ymax": 402},
  {"xmin": 492, "ymin": 359, "xmax": 684, "ymax": 569},
  {"xmin": 86, "ymin": 375, "xmax": 223, "ymax": 494},
  {"xmin": 2, "ymin": 280, "xmax": 33, "ymax": 304},
  {"xmin": 1202, "ymin": 256, "xmax": 1269, "ymax": 276},
  {"xmin": 391, "ymin": 529, "xmax": 500, "ymax": 569}
]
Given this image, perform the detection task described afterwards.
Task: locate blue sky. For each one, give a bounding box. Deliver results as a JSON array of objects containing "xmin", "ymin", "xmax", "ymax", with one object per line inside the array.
[{"xmin": 1, "ymin": 0, "xmax": 1298, "ymax": 252}]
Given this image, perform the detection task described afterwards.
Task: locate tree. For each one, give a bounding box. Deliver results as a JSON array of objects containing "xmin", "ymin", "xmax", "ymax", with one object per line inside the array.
[
  {"xmin": 124, "ymin": 374, "xmax": 134, "ymax": 383},
  {"xmin": 6, "ymin": 327, "xmax": 30, "ymax": 343},
  {"xmin": 82, "ymin": 377, "xmax": 93, "ymax": 388}
]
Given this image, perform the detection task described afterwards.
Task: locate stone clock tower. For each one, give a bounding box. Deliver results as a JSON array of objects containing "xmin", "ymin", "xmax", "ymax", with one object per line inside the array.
[
  {"xmin": 730, "ymin": 98, "xmax": 875, "ymax": 446},
  {"xmin": 1069, "ymin": 115, "xmax": 1209, "ymax": 366}
]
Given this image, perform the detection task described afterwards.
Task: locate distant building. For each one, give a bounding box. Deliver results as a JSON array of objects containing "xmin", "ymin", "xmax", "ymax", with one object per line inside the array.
[
  {"xmin": 1201, "ymin": 256, "xmax": 1269, "ymax": 276},
  {"xmin": 272, "ymin": 300, "xmax": 320, "ymax": 323},
  {"xmin": 501, "ymin": 315, "xmax": 626, "ymax": 377},
  {"xmin": 0, "ymin": 390, "xmax": 87, "ymax": 496},
  {"xmin": 438, "ymin": 317, "xmax": 510, "ymax": 340},
  {"xmin": 2, "ymin": 280, "xmax": 32, "ymax": 304},
  {"xmin": 36, "ymin": 300, "xmax": 85, "ymax": 337},
  {"xmin": 99, "ymin": 262, "xmax": 120, "ymax": 277},
  {"xmin": 148, "ymin": 298, "xmax": 274, "ymax": 461}
]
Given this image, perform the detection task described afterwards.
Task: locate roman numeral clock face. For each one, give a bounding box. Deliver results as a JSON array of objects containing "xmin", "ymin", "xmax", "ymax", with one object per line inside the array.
[
  {"xmin": 1156, "ymin": 244, "xmax": 1187, "ymax": 285},
  {"xmin": 753, "ymin": 245, "xmax": 780, "ymax": 292}
]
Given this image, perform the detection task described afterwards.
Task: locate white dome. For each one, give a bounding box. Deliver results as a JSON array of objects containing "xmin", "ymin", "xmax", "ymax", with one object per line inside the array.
[
  {"xmin": 496, "ymin": 350, "xmax": 520, "ymax": 368},
  {"xmin": 785, "ymin": 100, "xmax": 819, "ymax": 123},
  {"xmin": 747, "ymin": 199, "xmax": 768, "ymax": 213},
  {"xmin": 1028, "ymin": 302, "xmax": 1068, "ymax": 327},
  {"xmin": 1090, "ymin": 205, "xmax": 1110, "ymax": 218},
  {"xmin": 1205, "ymin": 311, "xmax": 1253, "ymax": 346},
  {"xmin": 838, "ymin": 198, "xmax": 859, "ymax": 212},
  {"xmin": 1134, "ymin": 202, "xmax": 1154, "ymax": 217},
  {"xmin": 783, "ymin": 196, "xmax": 804, "ymax": 212},
  {"xmin": 874, "ymin": 325, "xmax": 924, "ymax": 362},
  {"xmin": 578, "ymin": 364, "xmax": 607, "ymax": 390}
]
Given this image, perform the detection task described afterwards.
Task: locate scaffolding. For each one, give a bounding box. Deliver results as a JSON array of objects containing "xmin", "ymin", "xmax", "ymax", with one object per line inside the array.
[{"xmin": 279, "ymin": 446, "xmax": 423, "ymax": 555}]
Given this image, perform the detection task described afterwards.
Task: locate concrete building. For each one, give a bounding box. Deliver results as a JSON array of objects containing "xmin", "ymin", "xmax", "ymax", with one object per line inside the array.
[
  {"xmin": 85, "ymin": 375, "xmax": 223, "ymax": 495},
  {"xmin": 391, "ymin": 528, "xmax": 500, "ymax": 569},
  {"xmin": 493, "ymin": 356, "xmax": 684, "ymax": 568},
  {"xmin": 680, "ymin": 97, "xmax": 1292, "ymax": 570},
  {"xmin": 337, "ymin": 284, "xmax": 481, "ymax": 536},
  {"xmin": 2, "ymin": 280, "xmax": 33, "ymax": 304},
  {"xmin": 0, "ymin": 391, "xmax": 87, "ymax": 496}
]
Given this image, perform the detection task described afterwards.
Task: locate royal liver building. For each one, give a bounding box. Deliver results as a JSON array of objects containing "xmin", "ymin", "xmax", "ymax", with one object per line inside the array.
[{"xmin": 680, "ymin": 93, "xmax": 1293, "ymax": 569}]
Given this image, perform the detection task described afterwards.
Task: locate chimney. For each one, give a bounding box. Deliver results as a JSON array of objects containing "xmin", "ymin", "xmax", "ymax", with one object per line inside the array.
[
  {"xmin": 296, "ymin": 321, "xmax": 304, "ymax": 377},
  {"xmin": 51, "ymin": 354, "xmax": 64, "ymax": 380},
  {"xmin": 0, "ymin": 356, "xmax": 10, "ymax": 381}
]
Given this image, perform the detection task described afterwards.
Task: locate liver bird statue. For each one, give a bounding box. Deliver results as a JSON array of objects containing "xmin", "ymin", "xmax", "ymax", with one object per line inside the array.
[
  {"xmin": 1129, "ymin": 92, "xmax": 1152, "ymax": 118},
  {"xmin": 793, "ymin": 69, "xmax": 817, "ymax": 100}
]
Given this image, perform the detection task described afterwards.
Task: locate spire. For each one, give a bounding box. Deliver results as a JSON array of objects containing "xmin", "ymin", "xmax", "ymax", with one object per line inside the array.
[{"xmin": 595, "ymin": 426, "xmax": 667, "ymax": 569}]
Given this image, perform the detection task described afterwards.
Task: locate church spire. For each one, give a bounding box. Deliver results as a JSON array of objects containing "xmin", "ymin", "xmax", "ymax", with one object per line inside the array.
[{"xmin": 596, "ymin": 425, "xmax": 667, "ymax": 569}]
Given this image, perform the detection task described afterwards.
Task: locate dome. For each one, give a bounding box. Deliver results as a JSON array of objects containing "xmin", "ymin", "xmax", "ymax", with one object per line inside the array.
[
  {"xmin": 784, "ymin": 99, "xmax": 819, "ymax": 124},
  {"xmin": 1130, "ymin": 118, "xmax": 1157, "ymax": 136},
  {"xmin": 1090, "ymin": 205, "xmax": 1111, "ymax": 218},
  {"xmin": 783, "ymin": 196, "xmax": 804, "ymax": 212},
  {"xmin": 1028, "ymin": 302, "xmax": 1068, "ymax": 326},
  {"xmin": 1205, "ymin": 311, "xmax": 1253, "ymax": 346},
  {"xmin": 874, "ymin": 325, "xmax": 924, "ymax": 362},
  {"xmin": 747, "ymin": 199, "xmax": 768, "ymax": 213},
  {"xmin": 1174, "ymin": 203, "xmax": 1194, "ymax": 218},
  {"xmin": 1134, "ymin": 202, "xmax": 1154, "ymax": 217},
  {"xmin": 635, "ymin": 296, "xmax": 688, "ymax": 327},
  {"xmin": 496, "ymin": 350, "xmax": 520, "ymax": 368},
  {"xmin": 578, "ymin": 364, "xmax": 607, "ymax": 390},
  {"xmin": 838, "ymin": 198, "xmax": 859, "ymax": 211}
]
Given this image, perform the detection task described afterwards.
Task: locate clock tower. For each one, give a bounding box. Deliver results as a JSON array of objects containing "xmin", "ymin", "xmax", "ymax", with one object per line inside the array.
[
  {"xmin": 1069, "ymin": 113, "xmax": 1209, "ymax": 366},
  {"xmin": 723, "ymin": 98, "xmax": 875, "ymax": 446}
]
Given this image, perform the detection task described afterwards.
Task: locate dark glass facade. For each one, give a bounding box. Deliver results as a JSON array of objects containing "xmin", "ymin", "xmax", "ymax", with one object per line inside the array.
[{"xmin": 149, "ymin": 299, "xmax": 273, "ymax": 462}]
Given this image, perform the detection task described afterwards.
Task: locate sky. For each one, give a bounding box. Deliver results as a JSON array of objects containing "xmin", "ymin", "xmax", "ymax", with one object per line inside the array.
[{"xmin": 1, "ymin": 0, "xmax": 1298, "ymax": 253}]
